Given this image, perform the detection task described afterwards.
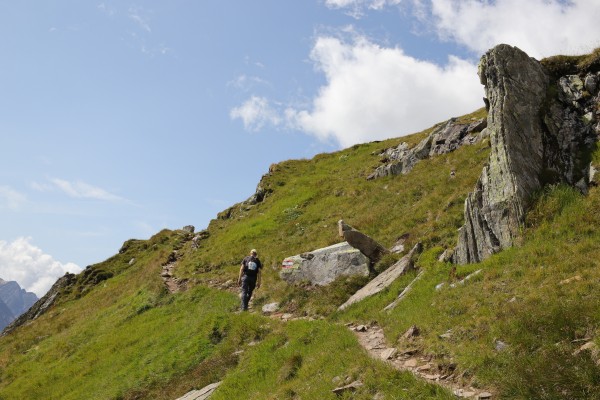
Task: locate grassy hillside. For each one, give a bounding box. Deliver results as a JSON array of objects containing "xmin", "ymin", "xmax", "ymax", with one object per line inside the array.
[{"xmin": 1, "ymin": 103, "xmax": 600, "ymax": 399}]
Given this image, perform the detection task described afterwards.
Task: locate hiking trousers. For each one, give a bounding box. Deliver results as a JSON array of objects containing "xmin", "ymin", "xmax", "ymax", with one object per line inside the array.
[{"xmin": 241, "ymin": 275, "xmax": 257, "ymax": 311}]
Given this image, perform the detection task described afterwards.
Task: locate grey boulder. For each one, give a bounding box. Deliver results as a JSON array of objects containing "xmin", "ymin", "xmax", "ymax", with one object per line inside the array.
[{"xmin": 280, "ymin": 242, "xmax": 369, "ymax": 286}]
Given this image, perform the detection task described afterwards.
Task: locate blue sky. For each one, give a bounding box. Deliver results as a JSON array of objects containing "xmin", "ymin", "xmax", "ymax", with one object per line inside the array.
[{"xmin": 1, "ymin": 0, "xmax": 599, "ymax": 296}]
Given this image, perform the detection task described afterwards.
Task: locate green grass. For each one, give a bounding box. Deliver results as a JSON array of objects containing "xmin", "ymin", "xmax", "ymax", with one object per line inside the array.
[
  {"xmin": 213, "ymin": 320, "xmax": 454, "ymax": 400},
  {"xmin": 2, "ymin": 97, "xmax": 600, "ymax": 399}
]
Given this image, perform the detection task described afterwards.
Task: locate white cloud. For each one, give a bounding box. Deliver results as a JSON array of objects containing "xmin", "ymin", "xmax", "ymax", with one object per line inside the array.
[
  {"xmin": 0, "ymin": 186, "xmax": 27, "ymax": 210},
  {"xmin": 425, "ymin": 0, "xmax": 600, "ymax": 58},
  {"xmin": 0, "ymin": 237, "xmax": 82, "ymax": 297},
  {"xmin": 230, "ymin": 96, "xmax": 282, "ymax": 131},
  {"xmin": 227, "ymin": 74, "xmax": 270, "ymax": 91},
  {"xmin": 129, "ymin": 7, "xmax": 152, "ymax": 33},
  {"xmin": 97, "ymin": 3, "xmax": 116, "ymax": 16},
  {"xmin": 49, "ymin": 178, "xmax": 124, "ymax": 202},
  {"xmin": 325, "ymin": 0, "xmax": 402, "ymax": 18},
  {"xmin": 287, "ymin": 35, "xmax": 483, "ymax": 147}
]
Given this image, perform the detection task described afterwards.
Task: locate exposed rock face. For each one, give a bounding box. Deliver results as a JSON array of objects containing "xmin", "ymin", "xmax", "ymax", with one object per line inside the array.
[
  {"xmin": 338, "ymin": 220, "xmax": 389, "ymax": 264},
  {"xmin": 280, "ymin": 242, "xmax": 370, "ymax": 286},
  {"xmin": 455, "ymin": 44, "xmax": 598, "ymax": 264},
  {"xmin": 338, "ymin": 243, "xmax": 422, "ymax": 311},
  {"xmin": 175, "ymin": 381, "xmax": 222, "ymax": 400},
  {"xmin": 367, "ymin": 117, "xmax": 487, "ymax": 180},
  {"xmin": 181, "ymin": 225, "xmax": 195, "ymax": 234},
  {"xmin": 2, "ymin": 273, "xmax": 76, "ymax": 336}
]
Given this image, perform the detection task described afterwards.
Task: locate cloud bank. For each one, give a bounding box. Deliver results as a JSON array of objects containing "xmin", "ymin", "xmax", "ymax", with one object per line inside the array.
[
  {"xmin": 230, "ymin": 96, "xmax": 282, "ymax": 132},
  {"xmin": 287, "ymin": 36, "xmax": 482, "ymax": 147},
  {"xmin": 427, "ymin": 0, "xmax": 600, "ymax": 58},
  {"xmin": 0, "ymin": 237, "xmax": 82, "ymax": 297}
]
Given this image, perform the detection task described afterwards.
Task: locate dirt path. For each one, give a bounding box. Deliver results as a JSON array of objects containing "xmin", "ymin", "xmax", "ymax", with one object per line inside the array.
[
  {"xmin": 161, "ymin": 260, "xmax": 187, "ymax": 293},
  {"xmin": 348, "ymin": 323, "xmax": 493, "ymax": 400}
]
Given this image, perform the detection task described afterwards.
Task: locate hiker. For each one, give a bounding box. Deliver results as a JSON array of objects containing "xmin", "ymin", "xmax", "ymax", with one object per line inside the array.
[{"xmin": 238, "ymin": 249, "xmax": 262, "ymax": 311}]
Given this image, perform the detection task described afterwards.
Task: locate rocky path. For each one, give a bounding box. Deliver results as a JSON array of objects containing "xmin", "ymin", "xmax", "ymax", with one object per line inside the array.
[{"xmin": 348, "ymin": 323, "xmax": 493, "ymax": 400}]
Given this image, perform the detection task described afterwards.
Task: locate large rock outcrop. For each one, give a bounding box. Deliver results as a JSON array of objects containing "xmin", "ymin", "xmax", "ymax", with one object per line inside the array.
[
  {"xmin": 280, "ymin": 242, "xmax": 370, "ymax": 286},
  {"xmin": 367, "ymin": 117, "xmax": 487, "ymax": 180},
  {"xmin": 2, "ymin": 273, "xmax": 76, "ymax": 336},
  {"xmin": 455, "ymin": 44, "xmax": 598, "ymax": 264}
]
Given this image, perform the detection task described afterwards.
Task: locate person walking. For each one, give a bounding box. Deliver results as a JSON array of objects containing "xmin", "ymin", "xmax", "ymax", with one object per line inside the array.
[{"xmin": 238, "ymin": 249, "xmax": 262, "ymax": 311}]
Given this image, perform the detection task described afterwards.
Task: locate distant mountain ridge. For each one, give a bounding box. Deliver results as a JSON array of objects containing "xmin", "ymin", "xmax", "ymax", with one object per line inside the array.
[{"xmin": 0, "ymin": 278, "xmax": 38, "ymax": 330}]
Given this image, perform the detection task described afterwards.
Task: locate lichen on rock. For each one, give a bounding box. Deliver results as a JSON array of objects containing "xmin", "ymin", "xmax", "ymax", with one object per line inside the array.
[{"xmin": 455, "ymin": 44, "xmax": 598, "ymax": 264}]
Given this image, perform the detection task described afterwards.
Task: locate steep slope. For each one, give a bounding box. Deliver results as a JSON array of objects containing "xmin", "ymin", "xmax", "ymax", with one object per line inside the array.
[
  {"xmin": 0, "ymin": 45, "xmax": 599, "ymax": 400},
  {"xmin": 0, "ymin": 118, "xmax": 487, "ymax": 399}
]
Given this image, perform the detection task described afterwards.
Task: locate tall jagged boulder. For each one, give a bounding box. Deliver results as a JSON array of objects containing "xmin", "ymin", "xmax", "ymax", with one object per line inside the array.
[
  {"xmin": 455, "ymin": 44, "xmax": 597, "ymax": 264},
  {"xmin": 338, "ymin": 220, "xmax": 389, "ymax": 264},
  {"xmin": 367, "ymin": 117, "xmax": 487, "ymax": 180}
]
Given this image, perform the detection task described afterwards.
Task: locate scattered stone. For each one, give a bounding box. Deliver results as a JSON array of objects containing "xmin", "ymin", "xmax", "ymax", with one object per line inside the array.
[
  {"xmin": 424, "ymin": 373, "xmax": 440, "ymax": 381},
  {"xmin": 339, "ymin": 243, "xmax": 422, "ymax": 311},
  {"xmin": 439, "ymin": 330, "xmax": 453, "ymax": 340},
  {"xmin": 590, "ymin": 163, "xmax": 598, "ymax": 185},
  {"xmin": 404, "ymin": 359, "xmax": 418, "ymax": 368},
  {"xmin": 355, "ymin": 325, "xmax": 368, "ymax": 332},
  {"xmin": 435, "ymin": 282, "xmax": 446, "ymax": 291},
  {"xmin": 573, "ymin": 341, "xmax": 599, "ymax": 363},
  {"xmin": 338, "ymin": 220, "xmax": 389, "ymax": 263},
  {"xmin": 584, "ymin": 73, "xmax": 599, "ymax": 94},
  {"xmin": 478, "ymin": 392, "xmax": 493, "ymax": 400},
  {"xmin": 390, "ymin": 233, "xmax": 409, "ymax": 253},
  {"xmin": 380, "ymin": 348, "xmax": 398, "ymax": 360},
  {"xmin": 280, "ymin": 242, "xmax": 369, "ymax": 286},
  {"xmin": 280, "ymin": 313, "xmax": 294, "ymax": 321},
  {"xmin": 175, "ymin": 381, "xmax": 221, "ymax": 400},
  {"xmin": 417, "ymin": 363, "xmax": 432, "ymax": 372},
  {"xmin": 402, "ymin": 325, "xmax": 420, "ymax": 339},
  {"xmin": 583, "ymin": 112, "xmax": 595, "ymax": 124},
  {"xmin": 495, "ymin": 340, "xmax": 508, "ymax": 352},
  {"xmin": 129, "ymin": 258, "xmax": 136, "ymax": 265},
  {"xmin": 390, "ymin": 242, "xmax": 405, "ymax": 254},
  {"xmin": 438, "ymin": 249, "xmax": 453, "ymax": 262},
  {"xmin": 449, "ymin": 269, "xmax": 482, "ymax": 288},
  {"xmin": 261, "ymin": 302, "xmax": 280, "ymax": 314},
  {"xmin": 192, "ymin": 230, "xmax": 210, "ymax": 248},
  {"xmin": 560, "ymin": 275, "xmax": 582, "ymax": 285},
  {"xmin": 383, "ymin": 269, "xmax": 425, "ymax": 311},
  {"xmin": 559, "ymin": 75, "xmax": 585, "ymax": 103},
  {"xmin": 401, "ymin": 348, "xmax": 419, "ymax": 356},
  {"xmin": 181, "ymin": 225, "xmax": 195, "ymax": 234},
  {"xmin": 332, "ymin": 380, "xmax": 363, "ymax": 395}
]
